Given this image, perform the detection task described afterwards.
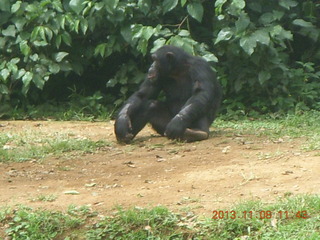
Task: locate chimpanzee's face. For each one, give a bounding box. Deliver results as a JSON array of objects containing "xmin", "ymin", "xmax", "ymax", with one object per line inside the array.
[{"xmin": 147, "ymin": 51, "xmax": 175, "ymax": 82}]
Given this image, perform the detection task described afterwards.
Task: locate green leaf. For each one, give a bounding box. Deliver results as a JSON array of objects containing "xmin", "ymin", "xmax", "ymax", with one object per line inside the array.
[
  {"xmin": 138, "ymin": 0, "xmax": 151, "ymax": 15},
  {"xmin": 252, "ymin": 29, "xmax": 270, "ymax": 45},
  {"xmin": 162, "ymin": 0, "xmax": 178, "ymax": 14},
  {"xmin": 31, "ymin": 26, "xmax": 40, "ymax": 41},
  {"xmin": 106, "ymin": 78, "xmax": 117, "ymax": 88},
  {"xmin": 271, "ymin": 25, "xmax": 293, "ymax": 41},
  {"xmin": 178, "ymin": 30, "xmax": 190, "ymax": 37},
  {"xmin": 69, "ymin": 0, "xmax": 85, "ymax": 14},
  {"xmin": 54, "ymin": 52, "xmax": 69, "ymax": 62},
  {"xmin": 55, "ymin": 35, "xmax": 62, "ymax": 48},
  {"xmin": 61, "ymin": 32, "xmax": 72, "ymax": 46},
  {"xmin": 273, "ymin": 10, "xmax": 285, "ymax": 20},
  {"xmin": 187, "ymin": 2, "xmax": 204, "ymax": 22},
  {"xmin": 259, "ymin": 12, "xmax": 274, "ymax": 25},
  {"xmin": 292, "ymin": 19, "xmax": 314, "ymax": 28},
  {"xmin": 215, "ymin": 28, "xmax": 233, "ymax": 44},
  {"xmin": 49, "ymin": 63, "xmax": 60, "ymax": 74},
  {"xmin": 26, "ymin": 4, "xmax": 38, "ymax": 13},
  {"xmin": 59, "ymin": 62, "xmax": 72, "ymax": 72},
  {"xmin": 248, "ymin": 2, "xmax": 262, "ymax": 12},
  {"xmin": 80, "ymin": 19, "xmax": 88, "ymax": 35},
  {"xmin": 94, "ymin": 43, "xmax": 107, "ymax": 57},
  {"xmin": 215, "ymin": 0, "xmax": 227, "ymax": 8},
  {"xmin": 137, "ymin": 38, "xmax": 148, "ymax": 56},
  {"xmin": 11, "ymin": 1, "xmax": 21, "ymax": 13},
  {"xmin": 0, "ymin": 38, "xmax": 5, "ymax": 49},
  {"xmin": 142, "ymin": 26, "xmax": 155, "ymax": 40},
  {"xmin": 202, "ymin": 53, "xmax": 218, "ymax": 63},
  {"xmin": 235, "ymin": 13, "xmax": 250, "ymax": 33},
  {"xmin": 0, "ymin": 84, "xmax": 9, "ymax": 94},
  {"xmin": 13, "ymin": 68, "xmax": 26, "ymax": 80},
  {"xmin": 22, "ymin": 71, "xmax": 33, "ymax": 86},
  {"xmin": 45, "ymin": 27, "xmax": 53, "ymax": 41},
  {"xmin": 13, "ymin": 18, "xmax": 27, "ymax": 31},
  {"xmin": 29, "ymin": 54, "xmax": 39, "ymax": 62},
  {"xmin": 240, "ymin": 35, "xmax": 256, "ymax": 55},
  {"xmin": 151, "ymin": 38, "xmax": 166, "ymax": 53},
  {"xmin": 0, "ymin": 69, "xmax": 10, "ymax": 81},
  {"xmin": 2, "ymin": 25, "xmax": 16, "ymax": 37},
  {"xmin": 181, "ymin": 0, "xmax": 187, "ymax": 7},
  {"xmin": 57, "ymin": 15, "xmax": 66, "ymax": 30},
  {"xmin": 279, "ymin": 0, "xmax": 298, "ymax": 10},
  {"xmin": 133, "ymin": 26, "xmax": 155, "ymax": 41},
  {"xmin": 258, "ymin": 71, "xmax": 271, "ymax": 85},
  {"xmin": 33, "ymin": 74, "xmax": 46, "ymax": 89},
  {"xmin": 74, "ymin": 20, "xmax": 80, "ymax": 33},
  {"xmin": 121, "ymin": 25, "xmax": 133, "ymax": 44},
  {"xmin": 104, "ymin": 0, "xmax": 119, "ymax": 14},
  {"xmin": 231, "ymin": 0, "xmax": 245, "ymax": 10},
  {"xmin": 0, "ymin": 0, "xmax": 10, "ymax": 12},
  {"xmin": 7, "ymin": 59, "xmax": 18, "ymax": 74},
  {"xmin": 10, "ymin": 58, "xmax": 20, "ymax": 65},
  {"xmin": 38, "ymin": 26, "xmax": 46, "ymax": 41}
]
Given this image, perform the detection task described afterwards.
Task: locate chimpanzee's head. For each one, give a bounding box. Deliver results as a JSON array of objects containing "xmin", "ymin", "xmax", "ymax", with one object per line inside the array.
[{"xmin": 147, "ymin": 45, "xmax": 189, "ymax": 82}]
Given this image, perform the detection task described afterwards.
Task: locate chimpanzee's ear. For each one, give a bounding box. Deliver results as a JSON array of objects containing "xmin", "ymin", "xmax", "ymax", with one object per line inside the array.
[{"xmin": 166, "ymin": 52, "xmax": 175, "ymax": 63}]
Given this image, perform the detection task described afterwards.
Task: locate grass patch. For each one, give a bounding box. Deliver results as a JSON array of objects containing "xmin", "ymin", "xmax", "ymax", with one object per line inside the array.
[
  {"xmin": 0, "ymin": 195, "xmax": 319, "ymax": 239},
  {"xmin": 0, "ymin": 130, "xmax": 111, "ymax": 163},
  {"xmin": 1, "ymin": 206, "xmax": 85, "ymax": 239},
  {"xmin": 30, "ymin": 194, "xmax": 58, "ymax": 202},
  {"xmin": 215, "ymin": 111, "xmax": 320, "ymax": 150}
]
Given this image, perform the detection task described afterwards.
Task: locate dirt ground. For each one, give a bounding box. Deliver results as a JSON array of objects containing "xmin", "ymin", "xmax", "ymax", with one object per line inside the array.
[{"xmin": 0, "ymin": 121, "xmax": 319, "ymax": 216}]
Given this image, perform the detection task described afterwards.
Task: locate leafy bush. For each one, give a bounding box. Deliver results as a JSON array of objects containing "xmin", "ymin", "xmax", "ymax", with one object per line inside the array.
[
  {"xmin": 213, "ymin": 0, "xmax": 320, "ymax": 115},
  {"xmin": 0, "ymin": 0, "xmax": 320, "ymax": 117}
]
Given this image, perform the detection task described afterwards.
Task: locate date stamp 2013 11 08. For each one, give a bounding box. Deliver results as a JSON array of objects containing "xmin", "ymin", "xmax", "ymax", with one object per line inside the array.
[{"xmin": 212, "ymin": 210, "xmax": 309, "ymax": 220}]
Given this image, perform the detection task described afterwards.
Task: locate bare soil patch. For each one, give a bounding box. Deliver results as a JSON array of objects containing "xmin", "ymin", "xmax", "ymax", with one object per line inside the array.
[{"xmin": 0, "ymin": 121, "xmax": 319, "ymax": 216}]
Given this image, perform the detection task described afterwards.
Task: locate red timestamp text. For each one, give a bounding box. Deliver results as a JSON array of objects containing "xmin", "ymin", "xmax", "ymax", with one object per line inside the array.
[{"xmin": 212, "ymin": 210, "xmax": 309, "ymax": 220}]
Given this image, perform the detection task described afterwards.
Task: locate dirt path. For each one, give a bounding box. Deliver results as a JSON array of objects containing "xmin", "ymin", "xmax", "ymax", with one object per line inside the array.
[{"xmin": 0, "ymin": 121, "xmax": 319, "ymax": 216}]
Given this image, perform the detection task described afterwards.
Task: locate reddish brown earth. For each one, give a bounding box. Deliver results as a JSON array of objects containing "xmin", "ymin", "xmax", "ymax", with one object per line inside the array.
[{"xmin": 0, "ymin": 121, "xmax": 319, "ymax": 216}]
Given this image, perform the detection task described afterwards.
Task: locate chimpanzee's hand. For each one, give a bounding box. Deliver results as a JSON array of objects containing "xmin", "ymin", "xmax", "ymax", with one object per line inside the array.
[
  {"xmin": 165, "ymin": 115, "xmax": 187, "ymax": 140},
  {"xmin": 114, "ymin": 114, "xmax": 134, "ymax": 143}
]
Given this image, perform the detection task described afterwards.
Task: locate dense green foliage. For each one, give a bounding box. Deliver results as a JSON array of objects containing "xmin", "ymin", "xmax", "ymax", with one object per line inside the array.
[{"xmin": 0, "ymin": 0, "xmax": 320, "ymax": 117}]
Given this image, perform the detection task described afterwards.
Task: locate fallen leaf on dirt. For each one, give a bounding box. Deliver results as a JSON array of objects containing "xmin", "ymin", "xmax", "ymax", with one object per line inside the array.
[
  {"xmin": 64, "ymin": 190, "xmax": 80, "ymax": 195},
  {"xmin": 271, "ymin": 218, "xmax": 278, "ymax": 229},
  {"xmin": 222, "ymin": 146, "xmax": 231, "ymax": 154},
  {"xmin": 85, "ymin": 183, "xmax": 97, "ymax": 187},
  {"xmin": 123, "ymin": 161, "xmax": 136, "ymax": 168}
]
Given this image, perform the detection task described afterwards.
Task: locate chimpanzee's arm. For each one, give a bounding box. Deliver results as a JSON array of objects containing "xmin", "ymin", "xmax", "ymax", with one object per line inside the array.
[
  {"xmin": 165, "ymin": 61, "xmax": 218, "ymax": 139},
  {"xmin": 115, "ymin": 79, "xmax": 160, "ymax": 143}
]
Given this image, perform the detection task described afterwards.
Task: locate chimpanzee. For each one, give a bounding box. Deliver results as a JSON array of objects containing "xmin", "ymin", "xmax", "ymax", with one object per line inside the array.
[{"xmin": 114, "ymin": 45, "xmax": 222, "ymax": 143}]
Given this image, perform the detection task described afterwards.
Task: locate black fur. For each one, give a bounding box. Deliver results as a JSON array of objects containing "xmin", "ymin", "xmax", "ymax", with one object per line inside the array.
[{"xmin": 114, "ymin": 45, "xmax": 222, "ymax": 143}]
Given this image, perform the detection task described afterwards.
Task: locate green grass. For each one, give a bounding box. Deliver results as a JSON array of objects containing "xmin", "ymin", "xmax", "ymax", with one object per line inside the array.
[
  {"xmin": 0, "ymin": 206, "xmax": 84, "ymax": 239},
  {"xmin": 0, "ymin": 130, "xmax": 111, "ymax": 162},
  {"xmin": 0, "ymin": 195, "xmax": 319, "ymax": 239},
  {"xmin": 30, "ymin": 194, "xmax": 58, "ymax": 202},
  {"xmin": 214, "ymin": 111, "xmax": 320, "ymax": 150}
]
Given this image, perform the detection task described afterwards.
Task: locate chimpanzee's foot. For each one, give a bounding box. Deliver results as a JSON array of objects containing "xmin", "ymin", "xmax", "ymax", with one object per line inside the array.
[{"xmin": 183, "ymin": 128, "xmax": 209, "ymax": 142}]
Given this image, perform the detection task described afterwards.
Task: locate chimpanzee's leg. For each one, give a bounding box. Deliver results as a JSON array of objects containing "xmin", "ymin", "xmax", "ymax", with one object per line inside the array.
[
  {"xmin": 147, "ymin": 102, "xmax": 211, "ymax": 142},
  {"xmin": 148, "ymin": 101, "xmax": 173, "ymax": 136},
  {"xmin": 183, "ymin": 117, "xmax": 210, "ymax": 142}
]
